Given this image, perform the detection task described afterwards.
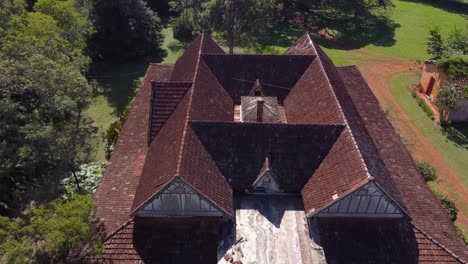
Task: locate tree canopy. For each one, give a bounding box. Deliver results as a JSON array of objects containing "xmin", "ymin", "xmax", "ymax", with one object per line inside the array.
[
  {"xmin": 89, "ymin": 0, "xmax": 166, "ymax": 62},
  {"xmin": 0, "ymin": 0, "xmax": 95, "ymax": 213},
  {"xmin": 170, "ymin": 0, "xmax": 278, "ymax": 53}
]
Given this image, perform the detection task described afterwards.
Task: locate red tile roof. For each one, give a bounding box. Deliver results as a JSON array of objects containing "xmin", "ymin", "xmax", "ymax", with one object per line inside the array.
[
  {"xmin": 148, "ymin": 82, "xmax": 192, "ymax": 142},
  {"xmin": 337, "ymin": 65, "xmax": 468, "ymax": 261},
  {"xmin": 93, "ymin": 63, "xmax": 173, "ymax": 234},
  {"xmin": 94, "ymin": 33, "xmax": 467, "ymax": 263}
]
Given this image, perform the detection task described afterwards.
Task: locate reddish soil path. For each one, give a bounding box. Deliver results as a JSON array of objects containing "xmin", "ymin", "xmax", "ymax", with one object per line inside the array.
[{"xmin": 357, "ymin": 61, "xmax": 468, "ymax": 228}]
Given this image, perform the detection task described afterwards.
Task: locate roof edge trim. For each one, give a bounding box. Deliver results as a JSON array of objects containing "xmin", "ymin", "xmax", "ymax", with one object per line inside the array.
[
  {"xmin": 306, "ymin": 178, "xmax": 371, "ymax": 218},
  {"xmin": 177, "ymin": 176, "xmax": 233, "ymax": 218},
  {"xmin": 412, "ymin": 224, "xmax": 467, "ymax": 263}
]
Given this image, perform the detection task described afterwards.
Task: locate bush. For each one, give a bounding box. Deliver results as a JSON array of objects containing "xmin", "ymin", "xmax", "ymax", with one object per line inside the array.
[
  {"xmin": 416, "ymin": 161, "xmax": 438, "ymax": 181},
  {"xmin": 172, "ymin": 10, "xmax": 197, "ymax": 43},
  {"xmin": 436, "ymin": 57, "xmax": 468, "ymax": 79},
  {"xmin": 0, "ymin": 195, "xmax": 102, "ymax": 263},
  {"xmin": 62, "ymin": 161, "xmax": 107, "ymax": 200},
  {"xmin": 415, "ymin": 96, "xmax": 435, "ymax": 120},
  {"xmin": 440, "ymin": 196, "xmax": 458, "ymax": 222},
  {"xmin": 455, "ymin": 223, "xmax": 468, "ymax": 245}
]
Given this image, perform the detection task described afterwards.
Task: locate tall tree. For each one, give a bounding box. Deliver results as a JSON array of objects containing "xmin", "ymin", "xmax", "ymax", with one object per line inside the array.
[
  {"xmin": 90, "ymin": 0, "xmax": 166, "ymax": 62},
  {"xmin": 170, "ymin": 0, "xmax": 278, "ymax": 53},
  {"xmin": 0, "ymin": 0, "xmax": 95, "ymax": 212},
  {"xmin": 287, "ymin": 0, "xmax": 393, "ymax": 45},
  {"xmin": 434, "ymin": 83, "xmax": 461, "ymax": 122},
  {"xmin": 427, "ymin": 27, "xmax": 445, "ymax": 60}
]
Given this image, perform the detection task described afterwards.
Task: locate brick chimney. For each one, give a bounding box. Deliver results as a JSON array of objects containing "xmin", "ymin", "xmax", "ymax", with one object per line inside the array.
[{"xmin": 257, "ymin": 98, "xmax": 264, "ymax": 123}]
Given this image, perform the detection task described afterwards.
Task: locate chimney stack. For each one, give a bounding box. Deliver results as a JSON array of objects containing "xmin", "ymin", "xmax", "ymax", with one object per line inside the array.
[{"xmin": 257, "ymin": 98, "xmax": 264, "ymax": 123}]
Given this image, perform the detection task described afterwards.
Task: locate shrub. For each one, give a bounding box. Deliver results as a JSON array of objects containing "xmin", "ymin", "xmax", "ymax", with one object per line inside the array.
[
  {"xmin": 455, "ymin": 223, "xmax": 468, "ymax": 245},
  {"xmin": 436, "ymin": 57, "xmax": 468, "ymax": 79},
  {"xmin": 0, "ymin": 195, "xmax": 102, "ymax": 263},
  {"xmin": 104, "ymin": 103, "xmax": 132, "ymax": 159},
  {"xmin": 62, "ymin": 161, "xmax": 107, "ymax": 200},
  {"xmin": 440, "ymin": 196, "xmax": 458, "ymax": 222},
  {"xmin": 415, "ymin": 161, "xmax": 437, "ymax": 181},
  {"xmin": 415, "ymin": 96, "xmax": 435, "ymax": 120}
]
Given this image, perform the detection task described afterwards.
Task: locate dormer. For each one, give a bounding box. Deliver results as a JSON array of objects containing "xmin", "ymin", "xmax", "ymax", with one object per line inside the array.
[{"xmin": 252, "ymin": 157, "xmax": 282, "ymax": 193}]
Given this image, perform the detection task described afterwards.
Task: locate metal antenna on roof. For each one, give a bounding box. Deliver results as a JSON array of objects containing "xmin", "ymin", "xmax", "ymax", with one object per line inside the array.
[{"xmin": 231, "ymin": 78, "xmax": 291, "ymax": 90}]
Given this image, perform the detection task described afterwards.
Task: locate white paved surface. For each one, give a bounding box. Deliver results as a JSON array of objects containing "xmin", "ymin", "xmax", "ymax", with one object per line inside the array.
[{"xmin": 218, "ymin": 195, "xmax": 326, "ymax": 264}]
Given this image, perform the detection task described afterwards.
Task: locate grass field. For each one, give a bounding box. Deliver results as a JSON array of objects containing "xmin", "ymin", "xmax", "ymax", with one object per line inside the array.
[
  {"xmin": 87, "ymin": 0, "xmax": 467, "ymax": 165},
  {"xmin": 390, "ymin": 73, "xmax": 468, "ymax": 187},
  {"xmin": 390, "ymin": 72, "xmax": 468, "ymax": 230}
]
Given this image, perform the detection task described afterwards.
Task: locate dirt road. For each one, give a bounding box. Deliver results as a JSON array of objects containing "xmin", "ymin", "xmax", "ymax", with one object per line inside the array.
[{"xmin": 357, "ymin": 61, "xmax": 468, "ymax": 228}]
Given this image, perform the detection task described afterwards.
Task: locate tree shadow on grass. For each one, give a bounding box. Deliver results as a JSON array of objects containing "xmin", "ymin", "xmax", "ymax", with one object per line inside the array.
[
  {"xmin": 442, "ymin": 123, "xmax": 468, "ymax": 150},
  {"xmin": 256, "ymin": 22, "xmax": 305, "ymax": 52},
  {"xmin": 91, "ymin": 63, "xmax": 149, "ymax": 115},
  {"xmin": 400, "ymin": 0, "xmax": 468, "ymax": 17},
  {"xmin": 338, "ymin": 16, "xmax": 401, "ymax": 49}
]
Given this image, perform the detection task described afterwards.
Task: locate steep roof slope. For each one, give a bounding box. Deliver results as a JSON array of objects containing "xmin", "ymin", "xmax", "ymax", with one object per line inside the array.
[
  {"xmin": 201, "ymin": 54, "xmax": 314, "ymax": 103},
  {"xmin": 131, "ymin": 34, "xmax": 234, "ymax": 217},
  {"xmin": 337, "ymin": 65, "xmax": 468, "ymax": 261},
  {"xmin": 94, "ymin": 63, "xmax": 174, "ymax": 233},
  {"xmin": 190, "ymin": 121, "xmax": 344, "ymax": 192}
]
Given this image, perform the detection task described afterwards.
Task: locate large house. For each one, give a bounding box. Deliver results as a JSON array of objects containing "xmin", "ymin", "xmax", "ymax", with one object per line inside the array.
[{"xmin": 91, "ymin": 33, "xmax": 468, "ymax": 263}]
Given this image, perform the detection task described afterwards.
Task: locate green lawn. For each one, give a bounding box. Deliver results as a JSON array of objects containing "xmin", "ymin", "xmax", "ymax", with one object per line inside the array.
[
  {"xmin": 365, "ymin": 0, "xmax": 467, "ymax": 61},
  {"xmin": 390, "ymin": 72, "xmax": 468, "ymax": 227},
  {"xmin": 87, "ymin": 0, "xmax": 467, "ymax": 162},
  {"xmin": 390, "ymin": 72, "xmax": 468, "ymax": 187}
]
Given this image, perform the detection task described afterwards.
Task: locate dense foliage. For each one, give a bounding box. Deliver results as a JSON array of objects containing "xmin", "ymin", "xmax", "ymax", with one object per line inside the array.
[
  {"xmin": 427, "ymin": 28, "xmax": 445, "ymax": 60},
  {"xmin": 170, "ymin": 0, "xmax": 278, "ymax": 53},
  {"xmin": 415, "ymin": 96, "xmax": 435, "ymax": 120},
  {"xmin": 0, "ymin": 195, "xmax": 102, "ymax": 263},
  {"xmin": 440, "ymin": 196, "xmax": 459, "ymax": 222},
  {"xmin": 89, "ymin": 0, "xmax": 166, "ymax": 62},
  {"xmin": 286, "ymin": 0, "xmax": 395, "ymax": 47},
  {"xmin": 436, "ymin": 57, "xmax": 468, "ymax": 79},
  {"xmin": 427, "ymin": 26, "xmax": 467, "ymax": 72},
  {"xmin": 435, "ymin": 83, "xmax": 462, "ymax": 122},
  {"xmin": 416, "ymin": 161, "xmax": 438, "ymax": 181},
  {"xmin": 62, "ymin": 161, "xmax": 107, "ymax": 200},
  {"xmin": 0, "ymin": 0, "xmax": 95, "ymax": 213}
]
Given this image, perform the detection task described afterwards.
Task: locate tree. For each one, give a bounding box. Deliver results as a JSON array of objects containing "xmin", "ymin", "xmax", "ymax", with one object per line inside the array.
[
  {"xmin": 434, "ymin": 83, "xmax": 461, "ymax": 122},
  {"xmin": 286, "ymin": 0, "xmax": 395, "ymax": 47},
  {"xmin": 172, "ymin": 9, "xmax": 198, "ymax": 43},
  {"xmin": 446, "ymin": 26, "xmax": 468, "ymax": 56},
  {"xmin": 212, "ymin": 0, "xmax": 277, "ymax": 53},
  {"xmin": 170, "ymin": 0, "xmax": 278, "ymax": 53},
  {"xmin": 0, "ymin": 0, "xmax": 95, "ymax": 212},
  {"xmin": 427, "ymin": 27, "xmax": 445, "ymax": 60},
  {"xmin": 0, "ymin": 195, "xmax": 103, "ymax": 263},
  {"xmin": 90, "ymin": 0, "xmax": 166, "ymax": 62}
]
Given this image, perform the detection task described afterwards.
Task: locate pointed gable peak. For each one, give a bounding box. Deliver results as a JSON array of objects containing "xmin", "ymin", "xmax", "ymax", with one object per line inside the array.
[
  {"xmin": 284, "ymin": 32, "xmax": 317, "ymax": 56},
  {"xmin": 248, "ymin": 78, "xmax": 265, "ymax": 96},
  {"xmin": 253, "ymin": 157, "xmax": 282, "ymax": 193}
]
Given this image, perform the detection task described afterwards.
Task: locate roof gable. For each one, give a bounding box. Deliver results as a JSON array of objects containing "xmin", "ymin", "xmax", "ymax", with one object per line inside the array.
[
  {"xmin": 315, "ymin": 181, "xmax": 404, "ymax": 218},
  {"xmin": 135, "ymin": 177, "xmax": 225, "ymax": 217},
  {"xmin": 190, "ymin": 121, "xmax": 344, "ymax": 192},
  {"xmin": 201, "ymin": 54, "xmax": 314, "ymax": 104}
]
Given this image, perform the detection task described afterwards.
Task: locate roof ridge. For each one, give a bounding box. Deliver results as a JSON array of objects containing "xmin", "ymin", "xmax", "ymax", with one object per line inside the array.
[
  {"xmin": 175, "ymin": 34, "xmax": 205, "ymax": 175},
  {"xmin": 103, "ymin": 218, "xmax": 134, "ymax": 242},
  {"xmin": 308, "ymin": 40, "xmax": 372, "ymax": 181},
  {"xmin": 189, "ymin": 120, "xmax": 346, "ymax": 127},
  {"xmin": 283, "ymin": 32, "xmax": 311, "ymax": 55},
  {"xmin": 412, "ymin": 224, "xmax": 467, "ymax": 263}
]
